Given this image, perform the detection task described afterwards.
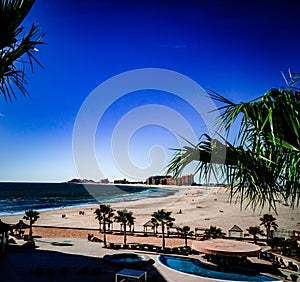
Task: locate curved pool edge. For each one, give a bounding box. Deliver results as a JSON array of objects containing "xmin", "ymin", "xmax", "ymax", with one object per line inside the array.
[
  {"xmin": 157, "ymin": 255, "xmax": 282, "ymax": 282},
  {"xmin": 156, "ymin": 255, "xmax": 225, "ymax": 282}
]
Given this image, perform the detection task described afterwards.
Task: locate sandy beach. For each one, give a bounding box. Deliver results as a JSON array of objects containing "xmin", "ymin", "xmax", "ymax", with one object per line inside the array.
[
  {"xmin": 2, "ymin": 186, "xmax": 299, "ymax": 282},
  {"xmin": 3, "ymin": 186, "xmax": 299, "ymax": 242}
]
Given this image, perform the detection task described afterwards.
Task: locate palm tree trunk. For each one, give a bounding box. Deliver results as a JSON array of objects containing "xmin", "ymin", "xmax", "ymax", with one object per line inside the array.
[
  {"xmin": 266, "ymin": 228, "xmax": 270, "ymax": 241},
  {"xmin": 29, "ymin": 219, "xmax": 33, "ymax": 237},
  {"xmin": 124, "ymin": 224, "xmax": 127, "ymax": 246},
  {"xmin": 254, "ymin": 235, "xmax": 257, "ymax": 244},
  {"xmin": 162, "ymin": 224, "xmax": 165, "ymax": 249},
  {"xmin": 29, "ymin": 220, "xmax": 33, "ymax": 242},
  {"xmin": 185, "ymin": 235, "xmax": 188, "ymax": 248},
  {"xmin": 103, "ymin": 219, "xmax": 107, "ymax": 247}
]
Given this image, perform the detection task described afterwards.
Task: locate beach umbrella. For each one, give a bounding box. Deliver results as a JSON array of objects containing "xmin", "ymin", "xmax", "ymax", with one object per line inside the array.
[
  {"xmin": 13, "ymin": 220, "xmax": 30, "ymax": 237},
  {"xmin": 14, "ymin": 220, "xmax": 30, "ymax": 230},
  {"xmin": 143, "ymin": 219, "xmax": 156, "ymax": 235}
]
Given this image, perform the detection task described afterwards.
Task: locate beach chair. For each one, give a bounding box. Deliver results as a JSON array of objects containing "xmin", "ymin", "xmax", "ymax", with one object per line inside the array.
[
  {"xmin": 147, "ymin": 244, "xmax": 154, "ymax": 251},
  {"xmin": 130, "ymin": 244, "xmax": 138, "ymax": 250},
  {"xmin": 163, "ymin": 247, "xmax": 171, "ymax": 254},
  {"xmin": 107, "ymin": 242, "xmax": 114, "ymax": 248},
  {"xmin": 114, "ymin": 244, "xmax": 121, "ymax": 249},
  {"xmin": 171, "ymin": 247, "xmax": 180, "ymax": 254}
]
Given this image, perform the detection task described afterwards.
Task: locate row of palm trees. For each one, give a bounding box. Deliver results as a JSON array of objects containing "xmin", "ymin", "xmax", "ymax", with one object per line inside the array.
[
  {"xmin": 247, "ymin": 214, "xmax": 278, "ymax": 244},
  {"xmin": 95, "ymin": 205, "xmax": 135, "ymax": 247},
  {"xmin": 94, "ymin": 205, "xmax": 193, "ymax": 249},
  {"xmin": 94, "ymin": 204, "xmax": 278, "ymax": 249},
  {"xmin": 19, "ymin": 208, "xmax": 278, "ymax": 248},
  {"xmin": 200, "ymin": 214, "xmax": 279, "ymax": 245}
]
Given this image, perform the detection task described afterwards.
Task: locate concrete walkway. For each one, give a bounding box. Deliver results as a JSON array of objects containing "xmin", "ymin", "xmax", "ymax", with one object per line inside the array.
[{"xmin": 2, "ymin": 238, "xmax": 214, "ymax": 282}]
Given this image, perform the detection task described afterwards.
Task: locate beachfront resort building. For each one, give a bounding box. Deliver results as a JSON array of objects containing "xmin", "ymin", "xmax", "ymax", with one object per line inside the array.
[
  {"xmin": 146, "ymin": 175, "xmax": 174, "ymax": 185},
  {"xmin": 100, "ymin": 178, "xmax": 109, "ymax": 184},
  {"xmin": 147, "ymin": 174, "xmax": 194, "ymax": 186},
  {"xmin": 177, "ymin": 174, "xmax": 194, "ymax": 186}
]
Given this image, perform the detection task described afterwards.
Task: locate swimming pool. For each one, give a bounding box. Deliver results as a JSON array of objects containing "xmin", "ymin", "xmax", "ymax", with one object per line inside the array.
[
  {"xmin": 158, "ymin": 255, "xmax": 280, "ymax": 281},
  {"xmin": 103, "ymin": 253, "xmax": 152, "ymax": 266}
]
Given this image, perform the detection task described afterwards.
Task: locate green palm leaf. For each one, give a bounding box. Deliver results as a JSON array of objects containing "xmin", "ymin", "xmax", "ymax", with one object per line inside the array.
[
  {"xmin": 167, "ymin": 76, "xmax": 300, "ymax": 211},
  {"xmin": 0, "ymin": 0, "xmax": 44, "ymax": 101}
]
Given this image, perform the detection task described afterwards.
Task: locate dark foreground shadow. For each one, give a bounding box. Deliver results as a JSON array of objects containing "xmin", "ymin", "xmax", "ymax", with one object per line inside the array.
[{"xmin": 0, "ymin": 244, "xmax": 167, "ymax": 282}]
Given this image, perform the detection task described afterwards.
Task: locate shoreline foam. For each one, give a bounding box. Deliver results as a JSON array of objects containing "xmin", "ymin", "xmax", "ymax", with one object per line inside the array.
[
  {"xmin": 0, "ymin": 183, "xmax": 179, "ymax": 216},
  {"xmin": 2, "ymin": 186, "xmax": 299, "ymax": 238}
]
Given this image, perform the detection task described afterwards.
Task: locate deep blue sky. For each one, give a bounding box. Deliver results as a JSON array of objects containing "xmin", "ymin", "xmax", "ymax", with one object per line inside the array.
[{"xmin": 1, "ymin": 0, "xmax": 299, "ymax": 182}]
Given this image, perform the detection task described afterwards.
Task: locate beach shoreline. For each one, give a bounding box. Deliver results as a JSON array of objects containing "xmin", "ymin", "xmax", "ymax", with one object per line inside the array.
[
  {"xmin": 0, "ymin": 182, "xmax": 182, "ymax": 216},
  {"xmin": 2, "ymin": 186, "xmax": 299, "ymax": 240}
]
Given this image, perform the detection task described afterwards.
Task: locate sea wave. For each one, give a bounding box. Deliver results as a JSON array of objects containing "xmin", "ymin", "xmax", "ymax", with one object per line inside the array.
[{"xmin": 0, "ymin": 182, "xmax": 178, "ymax": 215}]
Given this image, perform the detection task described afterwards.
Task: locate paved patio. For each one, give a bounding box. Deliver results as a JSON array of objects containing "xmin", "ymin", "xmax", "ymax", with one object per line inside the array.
[{"xmin": 1, "ymin": 238, "xmax": 217, "ymax": 282}]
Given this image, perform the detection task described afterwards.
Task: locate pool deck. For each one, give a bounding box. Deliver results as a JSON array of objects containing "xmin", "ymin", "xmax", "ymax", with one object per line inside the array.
[{"xmin": 2, "ymin": 238, "xmax": 282, "ymax": 282}]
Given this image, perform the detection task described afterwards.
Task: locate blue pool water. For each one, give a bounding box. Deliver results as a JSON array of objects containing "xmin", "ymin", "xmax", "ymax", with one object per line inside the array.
[
  {"xmin": 158, "ymin": 255, "xmax": 280, "ymax": 281},
  {"xmin": 103, "ymin": 253, "xmax": 151, "ymax": 265}
]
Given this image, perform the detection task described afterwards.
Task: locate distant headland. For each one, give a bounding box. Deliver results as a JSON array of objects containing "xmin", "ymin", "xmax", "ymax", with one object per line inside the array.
[{"xmin": 66, "ymin": 178, "xmax": 109, "ymax": 184}]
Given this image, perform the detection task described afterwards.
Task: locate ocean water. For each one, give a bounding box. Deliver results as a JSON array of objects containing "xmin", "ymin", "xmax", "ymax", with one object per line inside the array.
[{"xmin": 0, "ymin": 182, "xmax": 178, "ymax": 215}]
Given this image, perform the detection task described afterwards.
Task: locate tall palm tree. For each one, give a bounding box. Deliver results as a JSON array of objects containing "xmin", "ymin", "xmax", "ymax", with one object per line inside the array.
[
  {"xmin": 128, "ymin": 214, "xmax": 135, "ymax": 234},
  {"xmin": 0, "ymin": 0, "xmax": 44, "ymax": 101},
  {"xmin": 203, "ymin": 226, "xmax": 224, "ymax": 240},
  {"xmin": 23, "ymin": 209, "xmax": 39, "ymax": 241},
  {"xmin": 151, "ymin": 209, "xmax": 175, "ymax": 249},
  {"xmin": 167, "ymin": 80, "xmax": 300, "ymax": 211},
  {"xmin": 114, "ymin": 209, "xmax": 135, "ymax": 246},
  {"xmin": 246, "ymin": 226, "xmax": 265, "ymax": 244},
  {"xmin": 177, "ymin": 225, "xmax": 193, "ymax": 248},
  {"xmin": 260, "ymin": 214, "xmax": 278, "ymax": 240},
  {"xmin": 94, "ymin": 204, "xmax": 115, "ymax": 247}
]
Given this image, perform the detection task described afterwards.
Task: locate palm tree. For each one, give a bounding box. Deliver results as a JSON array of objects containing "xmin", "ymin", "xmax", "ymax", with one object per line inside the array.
[
  {"xmin": 260, "ymin": 214, "xmax": 278, "ymax": 240},
  {"xmin": 94, "ymin": 204, "xmax": 115, "ymax": 247},
  {"xmin": 151, "ymin": 209, "xmax": 175, "ymax": 249},
  {"xmin": 177, "ymin": 225, "xmax": 193, "ymax": 248},
  {"xmin": 128, "ymin": 214, "xmax": 135, "ymax": 234},
  {"xmin": 246, "ymin": 226, "xmax": 265, "ymax": 244},
  {"xmin": 114, "ymin": 209, "xmax": 135, "ymax": 246},
  {"xmin": 23, "ymin": 209, "xmax": 39, "ymax": 241},
  {"xmin": 167, "ymin": 78, "xmax": 300, "ymax": 211},
  {"xmin": 0, "ymin": 0, "xmax": 44, "ymax": 101},
  {"xmin": 203, "ymin": 226, "xmax": 224, "ymax": 240}
]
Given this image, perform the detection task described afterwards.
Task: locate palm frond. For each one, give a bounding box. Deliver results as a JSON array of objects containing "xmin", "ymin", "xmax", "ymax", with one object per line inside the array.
[
  {"xmin": 0, "ymin": 0, "xmax": 44, "ymax": 101},
  {"xmin": 167, "ymin": 82, "xmax": 300, "ymax": 211}
]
